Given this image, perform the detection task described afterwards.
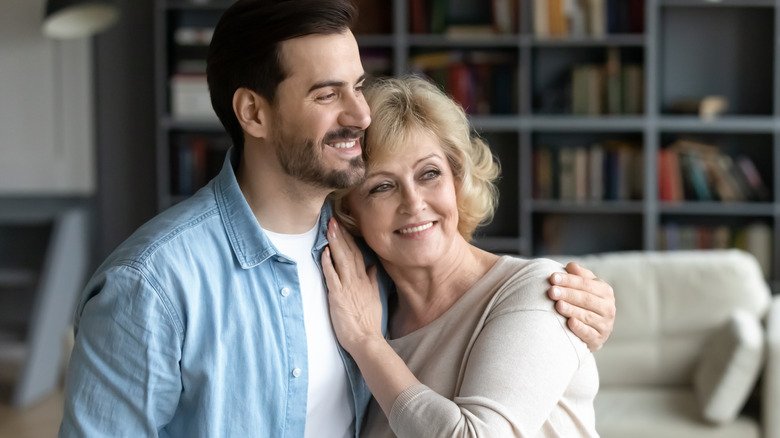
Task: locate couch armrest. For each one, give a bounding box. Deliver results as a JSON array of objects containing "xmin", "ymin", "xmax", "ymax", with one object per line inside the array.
[{"xmin": 765, "ymin": 295, "xmax": 780, "ymax": 438}]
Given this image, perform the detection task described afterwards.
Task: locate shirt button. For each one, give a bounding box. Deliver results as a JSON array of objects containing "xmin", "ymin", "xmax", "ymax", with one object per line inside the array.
[
  {"xmin": 292, "ymin": 368, "xmax": 302, "ymax": 378},
  {"xmin": 280, "ymin": 287, "xmax": 290, "ymax": 297}
]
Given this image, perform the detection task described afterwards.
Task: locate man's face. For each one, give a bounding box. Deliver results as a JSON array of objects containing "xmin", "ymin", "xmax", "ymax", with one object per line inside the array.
[{"xmin": 270, "ymin": 31, "xmax": 371, "ymax": 190}]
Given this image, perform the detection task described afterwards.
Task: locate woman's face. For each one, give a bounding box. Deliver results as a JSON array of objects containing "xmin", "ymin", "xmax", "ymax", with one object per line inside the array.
[{"xmin": 346, "ymin": 130, "xmax": 461, "ymax": 268}]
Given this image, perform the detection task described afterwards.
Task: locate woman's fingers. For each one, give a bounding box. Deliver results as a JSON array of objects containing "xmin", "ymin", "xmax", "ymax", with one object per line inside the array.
[{"xmin": 321, "ymin": 247, "xmax": 342, "ymax": 292}]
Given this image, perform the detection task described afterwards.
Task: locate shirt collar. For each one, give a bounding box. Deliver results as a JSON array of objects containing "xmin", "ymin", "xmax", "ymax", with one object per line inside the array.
[{"xmin": 215, "ymin": 148, "xmax": 333, "ymax": 269}]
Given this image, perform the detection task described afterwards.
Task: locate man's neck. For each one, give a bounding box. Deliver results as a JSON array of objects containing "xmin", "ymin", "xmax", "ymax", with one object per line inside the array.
[{"xmin": 237, "ymin": 150, "xmax": 331, "ymax": 234}]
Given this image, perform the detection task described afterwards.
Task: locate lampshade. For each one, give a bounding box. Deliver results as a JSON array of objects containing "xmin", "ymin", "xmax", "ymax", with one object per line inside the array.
[{"xmin": 42, "ymin": 0, "xmax": 119, "ymax": 39}]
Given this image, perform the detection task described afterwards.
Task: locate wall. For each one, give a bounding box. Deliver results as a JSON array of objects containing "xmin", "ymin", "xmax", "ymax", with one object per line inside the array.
[
  {"xmin": 0, "ymin": 0, "xmax": 95, "ymax": 195},
  {"xmin": 93, "ymin": 0, "xmax": 157, "ymax": 261}
]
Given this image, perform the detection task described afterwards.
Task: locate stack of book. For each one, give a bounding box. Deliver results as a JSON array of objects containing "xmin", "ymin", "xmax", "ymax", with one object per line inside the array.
[
  {"xmin": 170, "ymin": 134, "xmax": 230, "ymax": 196},
  {"xmin": 534, "ymin": 0, "xmax": 644, "ymax": 39},
  {"xmin": 409, "ymin": 0, "xmax": 519, "ymax": 35},
  {"xmin": 658, "ymin": 222, "xmax": 772, "ymax": 278},
  {"xmin": 410, "ymin": 51, "xmax": 517, "ymax": 115},
  {"xmin": 571, "ymin": 47, "xmax": 643, "ymax": 115},
  {"xmin": 533, "ymin": 140, "xmax": 643, "ymax": 201},
  {"xmin": 657, "ymin": 140, "xmax": 770, "ymax": 202}
]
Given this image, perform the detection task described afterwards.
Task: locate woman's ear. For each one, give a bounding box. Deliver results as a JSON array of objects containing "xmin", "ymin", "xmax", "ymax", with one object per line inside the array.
[{"xmin": 233, "ymin": 87, "xmax": 270, "ymax": 140}]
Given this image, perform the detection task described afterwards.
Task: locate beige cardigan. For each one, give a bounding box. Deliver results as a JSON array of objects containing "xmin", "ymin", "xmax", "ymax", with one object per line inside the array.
[{"xmin": 361, "ymin": 256, "xmax": 599, "ymax": 437}]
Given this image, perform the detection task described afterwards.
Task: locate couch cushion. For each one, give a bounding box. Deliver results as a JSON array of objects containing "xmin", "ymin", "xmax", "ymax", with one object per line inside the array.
[
  {"xmin": 694, "ymin": 309, "xmax": 765, "ymax": 424},
  {"xmin": 559, "ymin": 250, "xmax": 771, "ymax": 386},
  {"xmin": 595, "ymin": 387, "xmax": 760, "ymax": 438}
]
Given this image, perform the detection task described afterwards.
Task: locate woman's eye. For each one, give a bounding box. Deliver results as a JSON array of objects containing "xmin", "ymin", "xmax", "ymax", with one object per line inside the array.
[
  {"xmin": 422, "ymin": 169, "xmax": 441, "ymax": 179},
  {"xmin": 368, "ymin": 183, "xmax": 392, "ymax": 194}
]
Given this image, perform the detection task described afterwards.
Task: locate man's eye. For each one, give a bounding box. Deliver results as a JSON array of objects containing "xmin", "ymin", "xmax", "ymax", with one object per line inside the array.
[{"xmin": 317, "ymin": 93, "xmax": 336, "ymax": 101}]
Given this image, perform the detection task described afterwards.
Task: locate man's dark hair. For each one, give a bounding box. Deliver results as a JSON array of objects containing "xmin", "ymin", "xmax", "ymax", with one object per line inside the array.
[{"xmin": 206, "ymin": 0, "xmax": 358, "ymax": 157}]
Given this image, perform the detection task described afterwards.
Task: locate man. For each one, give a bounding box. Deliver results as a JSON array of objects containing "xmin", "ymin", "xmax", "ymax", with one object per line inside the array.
[{"xmin": 59, "ymin": 1, "xmax": 616, "ymax": 437}]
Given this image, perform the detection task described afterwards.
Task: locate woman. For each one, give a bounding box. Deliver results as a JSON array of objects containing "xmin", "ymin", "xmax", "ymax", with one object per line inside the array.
[{"xmin": 322, "ymin": 76, "xmax": 599, "ymax": 437}]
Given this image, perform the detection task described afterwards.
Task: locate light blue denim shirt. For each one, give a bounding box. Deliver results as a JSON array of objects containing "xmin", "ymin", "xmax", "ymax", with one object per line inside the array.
[{"xmin": 59, "ymin": 149, "xmax": 388, "ymax": 438}]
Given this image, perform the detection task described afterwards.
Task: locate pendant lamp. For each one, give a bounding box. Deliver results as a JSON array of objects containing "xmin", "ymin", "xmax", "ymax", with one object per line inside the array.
[{"xmin": 42, "ymin": 0, "xmax": 119, "ymax": 39}]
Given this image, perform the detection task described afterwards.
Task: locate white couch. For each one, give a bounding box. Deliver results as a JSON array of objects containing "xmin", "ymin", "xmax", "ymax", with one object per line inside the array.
[{"xmin": 561, "ymin": 250, "xmax": 779, "ymax": 438}]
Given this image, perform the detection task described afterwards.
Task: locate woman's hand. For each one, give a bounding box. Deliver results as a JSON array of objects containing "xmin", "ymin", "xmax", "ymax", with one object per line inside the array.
[{"xmin": 322, "ymin": 218, "xmax": 384, "ymax": 354}]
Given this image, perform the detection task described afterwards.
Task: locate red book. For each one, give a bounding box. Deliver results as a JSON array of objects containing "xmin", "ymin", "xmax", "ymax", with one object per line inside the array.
[
  {"xmin": 447, "ymin": 62, "xmax": 473, "ymax": 113},
  {"xmin": 408, "ymin": 0, "xmax": 428, "ymax": 34}
]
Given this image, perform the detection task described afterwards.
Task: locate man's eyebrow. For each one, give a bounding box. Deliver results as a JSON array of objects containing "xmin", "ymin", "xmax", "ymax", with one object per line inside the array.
[{"xmin": 308, "ymin": 73, "xmax": 367, "ymax": 94}]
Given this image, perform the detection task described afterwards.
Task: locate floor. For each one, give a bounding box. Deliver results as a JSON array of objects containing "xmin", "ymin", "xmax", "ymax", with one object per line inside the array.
[{"xmin": 0, "ymin": 385, "xmax": 63, "ymax": 438}]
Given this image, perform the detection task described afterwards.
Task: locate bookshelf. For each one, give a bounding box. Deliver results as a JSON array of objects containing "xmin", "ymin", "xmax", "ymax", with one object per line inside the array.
[{"xmin": 154, "ymin": 0, "xmax": 779, "ymax": 292}]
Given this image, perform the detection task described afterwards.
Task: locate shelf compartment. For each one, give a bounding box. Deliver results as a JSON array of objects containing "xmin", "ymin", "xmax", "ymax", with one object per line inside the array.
[
  {"xmin": 658, "ymin": 133, "xmax": 774, "ymax": 203},
  {"xmin": 532, "ymin": 212, "xmax": 644, "ymax": 256},
  {"xmin": 532, "ymin": 132, "xmax": 645, "ymax": 202},
  {"xmin": 659, "ymin": 6, "xmax": 774, "ymax": 116},
  {"xmin": 658, "ymin": 215, "xmax": 773, "ymax": 278},
  {"xmin": 168, "ymin": 131, "xmax": 231, "ymax": 197},
  {"xmin": 477, "ymin": 132, "xmax": 520, "ymax": 240},
  {"xmin": 532, "ymin": 46, "xmax": 645, "ymax": 115},
  {"xmin": 471, "ymin": 236, "xmax": 523, "ymax": 255},
  {"xmin": 409, "ymin": 48, "xmax": 519, "ymax": 115}
]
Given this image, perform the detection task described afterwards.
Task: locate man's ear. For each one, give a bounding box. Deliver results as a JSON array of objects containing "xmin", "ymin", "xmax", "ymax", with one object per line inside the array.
[{"xmin": 232, "ymin": 87, "xmax": 270, "ymax": 139}]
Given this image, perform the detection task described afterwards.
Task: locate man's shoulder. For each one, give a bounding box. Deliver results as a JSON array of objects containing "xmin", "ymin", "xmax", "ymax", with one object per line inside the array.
[{"xmin": 103, "ymin": 190, "xmax": 222, "ymax": 270}]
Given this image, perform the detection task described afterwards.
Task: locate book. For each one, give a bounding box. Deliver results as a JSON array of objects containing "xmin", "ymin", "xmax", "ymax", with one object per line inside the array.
[
  {"xmin": 735, "ymin": 223, "xmax": 772, "ymax": 278},
  {"xmin": 677, "ymin": 149, "xmax": 711, "ymax": 201},
  {"xmin": 605, "ymin": 47, "xmax": 622, "ymax": 114},
  {"xmin": 589, "ymin": 143, "xmax": 604, "ymax": 201},
  {"xmin": 430, "ymin": 0, "xmax": 449, "ymax": 34},
  {"xmin": 622, "ymin": 64, "xmax": 644, "ymax": 114},
  {"xmin": 534, "ymin": 147, "xmax": 554, "ymax": 199},
  {"xmin": 534, "ymin": 0, "xmax": 549, "ymax": 38},
  {"xmin": 408, "ymin": 0, "xmax": 428, "ymax": 34},
  {"xmin": 657, "ymin": 149, "xmax": 672, "ymax": 201},
  {"xmin": 736, "ymin": 155, "xmax": 771, "ymax": 202},
  {"xmin": 567, "ymin": 0, "xmax": 587, "ymax": 38},
  {"xmin": 559, "ymin": 147, "xmax": 576, "ymax": 200},
  {"xmin": 352, "ymin": 0, "xmax": 392, "ymax": 34},
  {"xmin": 586, "ymin": 65, "xmax": 605, "ymax": 115},
  {"xmin": 492, "ymin": 0, "xmax": 518, "ymax": 34},
  {"xmin": 574, "ymin": 146, "xmax": 589, "ymax": 201},
  {"xmin": 548, "ymin": 0, "xmax": 568, "ymax": 38},
  {"xmin": 588, "ymin": 0, "xmax": 605, "ymax": 38}
]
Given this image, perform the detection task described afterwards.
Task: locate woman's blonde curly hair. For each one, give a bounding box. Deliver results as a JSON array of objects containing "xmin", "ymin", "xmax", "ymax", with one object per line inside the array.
[{"xmin": 330, "ymin": 75, "xmax": 500, "ymax": 242}]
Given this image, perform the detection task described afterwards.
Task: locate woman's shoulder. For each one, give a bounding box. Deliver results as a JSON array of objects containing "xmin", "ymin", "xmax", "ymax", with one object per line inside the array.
[{"xmin": 485, "ymin": 256, "xmax": 567, "ymax": 312}]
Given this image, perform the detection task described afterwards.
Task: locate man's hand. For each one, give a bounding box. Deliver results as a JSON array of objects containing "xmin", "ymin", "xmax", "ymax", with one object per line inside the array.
[{"xmin": 548, "ymin": 262, "xmax": 616, "ymax": 351}]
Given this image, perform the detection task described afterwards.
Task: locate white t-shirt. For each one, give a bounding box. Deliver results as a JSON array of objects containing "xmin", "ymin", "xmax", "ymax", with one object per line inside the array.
[{"xmin": 265, "ymin": 223, "xmax": 353, "ymax": 438}]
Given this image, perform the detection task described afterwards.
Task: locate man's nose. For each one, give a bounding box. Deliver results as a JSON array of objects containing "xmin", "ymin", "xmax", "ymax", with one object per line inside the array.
[{"xmin": 339, "ymin": 91, "xmax": 371, "ymax": 130}]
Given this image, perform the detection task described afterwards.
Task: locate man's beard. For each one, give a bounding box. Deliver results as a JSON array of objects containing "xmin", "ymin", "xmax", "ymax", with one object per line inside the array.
[{"xmin": 275, "ymin": 128, "xmax": 366, "ymax": 190}]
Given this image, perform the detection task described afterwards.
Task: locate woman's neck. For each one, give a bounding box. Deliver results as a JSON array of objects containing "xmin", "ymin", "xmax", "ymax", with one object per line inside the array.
[{"xmin": 384, "ymin": 242, "xmax": 500, "ymax": 338}]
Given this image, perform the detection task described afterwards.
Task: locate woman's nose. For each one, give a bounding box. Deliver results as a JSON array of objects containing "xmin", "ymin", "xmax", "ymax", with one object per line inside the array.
[{"xmin": 399, "ymin": 185, "xmax": 425, "ymax": 215}]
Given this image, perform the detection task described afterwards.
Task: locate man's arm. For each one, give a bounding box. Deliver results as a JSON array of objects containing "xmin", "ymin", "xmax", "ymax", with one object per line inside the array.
[
  {"xmin": 548, "ymin": 262, "xmax": 616, "ymax": 352},
  {"xmin": 59, "ymin": 268, "xmax": 182, "ymax": 437}
]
